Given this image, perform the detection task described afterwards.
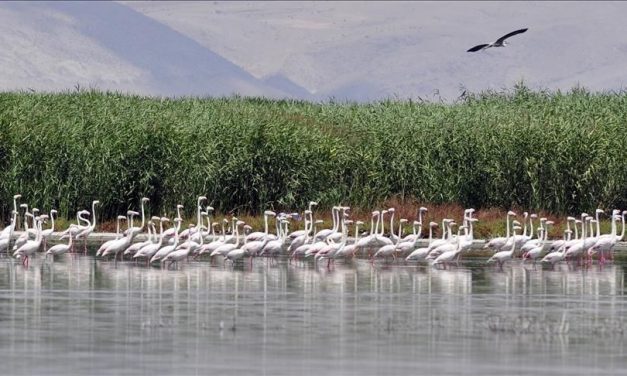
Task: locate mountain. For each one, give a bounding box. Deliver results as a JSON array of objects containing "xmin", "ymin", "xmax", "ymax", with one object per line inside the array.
[
  {"xmin": 0, "ymin": 1, "xmax": 306, "ymax": 98},
  {"xmin": 2, "ymin": 1, "xmax": 627, "ymax": 102}
]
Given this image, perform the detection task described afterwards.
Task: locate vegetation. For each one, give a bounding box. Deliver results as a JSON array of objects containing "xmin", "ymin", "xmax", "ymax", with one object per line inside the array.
[{"xmin": 1, "ymin": 84, "xmax": 626, "ymax": 224}]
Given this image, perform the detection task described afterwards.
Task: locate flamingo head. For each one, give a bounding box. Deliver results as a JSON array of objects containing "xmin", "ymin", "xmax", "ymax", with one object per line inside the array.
[
  {"xmin": 530, "ymin": 213, "xmax": 538, "ymax": 219},
  {"xmin": 141, "ymin": 197, "xmax": 150, "ymax": 203},
  {"xmin": 14, "ymin": 194, "xmax": 22, "ymax": 200},
  {"xmin": 206, "ymin": 206, "xmax": 214, "ymax": 212},
  {"xmin": 507, "ymin": 211, "xmax": 516, "ymax": 216},
  {"xmin": 420, "ymin": 207, "xmax": 428, "ymax": 212}
]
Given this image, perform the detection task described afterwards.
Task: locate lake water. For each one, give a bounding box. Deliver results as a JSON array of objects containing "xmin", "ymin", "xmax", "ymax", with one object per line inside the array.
[{"xmin": 0, "ymin": 254, "xmax": 626, "ymax": 375}]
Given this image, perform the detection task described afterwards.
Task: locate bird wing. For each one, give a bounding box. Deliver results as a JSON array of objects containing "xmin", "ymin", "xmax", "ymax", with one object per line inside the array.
[
  {"xmin": 467, "ymin": 43, "xmax": 490, "ymax": 52},
  {"xmin": 495, "ymin": 28, "xmax": 528, "ymax": 44}
]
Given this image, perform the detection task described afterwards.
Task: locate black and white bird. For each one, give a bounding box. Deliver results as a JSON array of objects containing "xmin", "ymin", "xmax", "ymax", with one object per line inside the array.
[{"xmin": 467, "ymin": 28, "xmax": 528, "ymax": 52}]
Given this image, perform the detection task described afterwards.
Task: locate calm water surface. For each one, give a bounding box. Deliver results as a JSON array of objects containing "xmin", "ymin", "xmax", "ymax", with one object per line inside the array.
[{"xmin": 0, "ymin": 254, "xmax": 626, "ymax": 375}]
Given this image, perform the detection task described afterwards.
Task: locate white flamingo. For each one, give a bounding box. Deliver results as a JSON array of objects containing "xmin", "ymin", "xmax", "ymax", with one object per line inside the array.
[
  {"xmin": 133, "ymin": 217, "xmax": 169, "ymax": 263},
  {"xmin": 333, "ymin": 220, "xmax": 364, "ymax": 261},
  {"xmin": 96, "ymin": 215, "xmax": 128, "ymax": 257},
  {"xmin": 246, "ymin": 210, "xmax": 278, "ymax": 242},
  {"xmin": 484, "ymin": 211, "xmax": 517, "ymax": 251},
  {"xmin": 209, "ymin": 219, "xmax": 245, "ymax": 262},
  {"xmin": 74, "ymin": 200, "xmax": 100, "ymax": 254},
  {"xmin": 46, "ymin": 232, "xmax": 73, "ymax": 260},
  {"xmin": 150, "ymin": 218, "xmax": 184, "ymax": 264},
  {"xmin": 400, "ymin": 206, "xmax": 428, "ymax": 244},
  {"xmin": 372, "ymin": 218, "xmax": 408, "ymax": 263},
  {"xmin": 406, "ymin": 221, "xmax": 439, "ymax": 263},
  {"xmin": 0, "ymin": 194, "xmax": 21, "ymax": 238},
  {"xmin": 542, "ymin": 229, "xmax": 572, "ymax": 267},
  {"xmin": 41, "ymin": 209, "xmax": 58, "ymax": 252},
  {"xmin": 13, "ymin": 214, "xmax": 43, "ymax": 267},
  {"xmin": 0, "ymin": 210, "xmax": 19, "ymax": 255},
  {"xmin": 486, "ymin": 225, "xmax": 521, "ymax": 270},
  {"xmin": 433, "ymin": 225, "xmax": 467, "ymax": 269}
]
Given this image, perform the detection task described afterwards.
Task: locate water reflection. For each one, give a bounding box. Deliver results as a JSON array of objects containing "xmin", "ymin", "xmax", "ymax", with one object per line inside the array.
[{"xmin": 0, "ymin": 256, "xmax": 625, "ymax": 375}]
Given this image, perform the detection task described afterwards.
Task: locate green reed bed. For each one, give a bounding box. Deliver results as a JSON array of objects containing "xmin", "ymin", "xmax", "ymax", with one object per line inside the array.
[{"xmin": 1, "ymin": 85, "xmax": 626, "ymax": 224}]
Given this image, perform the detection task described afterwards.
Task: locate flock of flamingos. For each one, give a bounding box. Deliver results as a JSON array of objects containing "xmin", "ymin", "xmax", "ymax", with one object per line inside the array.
[{"xmin": 0, "ymin": 194, "xmax": 625, "ymax": 269}]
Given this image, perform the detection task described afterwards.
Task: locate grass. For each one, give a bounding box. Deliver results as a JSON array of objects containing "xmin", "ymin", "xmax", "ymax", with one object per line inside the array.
[{"xmin": 1, "ymin": 83, "xmax": 626, "ymax": 240}]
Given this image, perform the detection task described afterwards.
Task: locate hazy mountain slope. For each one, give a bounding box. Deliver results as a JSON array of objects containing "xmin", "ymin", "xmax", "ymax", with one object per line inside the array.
[
  {"xmin": 0, "ymin": 3, "xmax": 147, "ymax": 93},
  {"xmin": 2, "ymin": 1, "xmax": 626, "ymax": 101},
  {"xmin": 121, "ymin": 1, "xmax": 627, "ymax": 101},
  {"xmin": 0, "ymin": 1, "xmax": 304, "ymax": 98}
]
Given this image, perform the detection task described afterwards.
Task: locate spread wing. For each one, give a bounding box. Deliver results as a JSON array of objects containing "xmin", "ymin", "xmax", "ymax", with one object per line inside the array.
[
  {"xmin": 495, "ymin": 28, "xmax": 528, "ymax": 44},
  {"xmin": 467, "ymin": 44, "xmax": 489, "ymax": 52}
]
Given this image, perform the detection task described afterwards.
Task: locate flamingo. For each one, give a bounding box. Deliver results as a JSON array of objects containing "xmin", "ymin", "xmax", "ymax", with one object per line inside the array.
[
  {"xmin": 587, "ymin": 210, "xmax": 620, "ymax": 264},
  {"xmin": 433, "ymin": 225, "xmax": 467, "ymax": 269},
  {"xmin": 224, "ymin": 225, "xmax": 255, "ymax": 266},
  {"xmin": 424, "ymin": 218, "xmax": 454, "ymax": 255},
  {"xmin": 40, "ymin": 209, "xmax": 58, "ymax": 252},
  {"xmin": 125, "ymin": 197, "xmax": 150, "ymax": 237},
  {"xmin": 74, "ymin": 200, "xmax": 100, "ymax": 254},
  {"xmin": 123, "ymin": 216, "xmax": 159, "ymax": 258},
  {"xmin": 150, "ymin": 218, "xmax": 184, "ymax": 264},
  {"xmin": 163, "ymin": 223, "xmax": 201, "ymax": 268},
  {"xmin": 209, "ymin": 219, "xmax": 245, "ymax": 262},
  {"xmin": 161, "ymin": 204, "xmax": 184, "ymax": 240},
  {"xmin": 542, "ymin": 229, "xmax": 572, "ymax": 267},
  {"xmin": 197, "ymin": 218, "xmax": 231, "ymax": 257},
  {"xmin": 312, "ymin": 206, "xmax": 338, "ymax": 242},
  {"xmin": 520, "ymin": 217, "xmax": 547, "ymax": 255},
  {"xmin": 400, "ymin": 207, "xmax": 428, "ymax": 244},
  {"xmin": 13, "ymin": 214, "xmax": 43, "ymax": 267},
  {"xmin": 100, "ymin": 217, "xmax": 141, "ymax": 261},
  {"xmin": 96, "ymin": 215, "xmax": 128, "ymax": 257},
  {"xmin": 484, "ymin": 211, "xmax": 517, "ymax": 252},
  {"xmin": 58, "ymin": 209, "xmax": 91, "ymax": 248},
  {"xmin": 246, "ymin": 210, "xmax": 278, "ymax": 242},
  {"xmin": 372, "ymin": 218, "xmax": 408, "ymax": 263},
  {"xmin": 288, "ymin": 201, "xmax": 317, "ymax": 240},
  {"xmin": 523, "ymin": 221, "xmax": 554, "ymax": 268},
  {"xmin": 565, "ymin": 216, "xmax": 593, "ymax": 265},
  {"xmin": 287, "ymin": 210, "xmax": 313, "ymax": 254},
  {"xmin": 0, "ymin": 194, "xmax": 21, "ymax": 238},
  {"xmin": 406, "ymin": 221, "xmax": 439, "ymax": 263},
  {"xmin": 0, "ymin": 210, "xmax": 19, "ymax": 255},
  {"xmin": 259, "ymin": 217, "xmax": 290, "ymax": 260},
  {"xmin": 333, "ymin": 220, "xmax": 364, "ymax": 261},
  {"xmin": 486, "ymin": 225, "xmax": 521, "ymax": 270},
  {"xmin": 291, "ymin": 220, "xmax": 324, "ymax": 261},
  {"xmin": 179, "ymin": 196, "xmax": 206, "ymax": 240},
  {"xmin": 46, "ymin": 232, "xmax": 73, "ymax": 261},
  {"xmin": 316, "ymin": 219, "xmax": 352, "ymax": 268},
  {"xmin": 426, "ymin": 220, "xmax": 460, "ymax": 260},
  {"xmin": 354, "ymin": 211, "xmax": 381, "ymax": 255},
  {"xmin": 133, "ymin": 217, "xmax": 169, "ymax": 263}
]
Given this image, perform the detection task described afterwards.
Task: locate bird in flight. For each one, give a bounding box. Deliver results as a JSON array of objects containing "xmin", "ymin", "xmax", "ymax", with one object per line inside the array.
[{"xmin": 467, "ymin": 28, "xmax": 528, "ymax": 52}]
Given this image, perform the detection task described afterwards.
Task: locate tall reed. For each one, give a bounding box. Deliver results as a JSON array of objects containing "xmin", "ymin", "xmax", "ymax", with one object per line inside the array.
[{"xmin": 1, "ymin": 84, "xmax": 626, "ymax": 222}]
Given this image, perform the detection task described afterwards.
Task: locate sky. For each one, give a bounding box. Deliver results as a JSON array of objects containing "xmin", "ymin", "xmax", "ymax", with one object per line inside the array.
[{"xmin": 1, "ymin": 1, "xmax": 626, "ymax": 102}]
